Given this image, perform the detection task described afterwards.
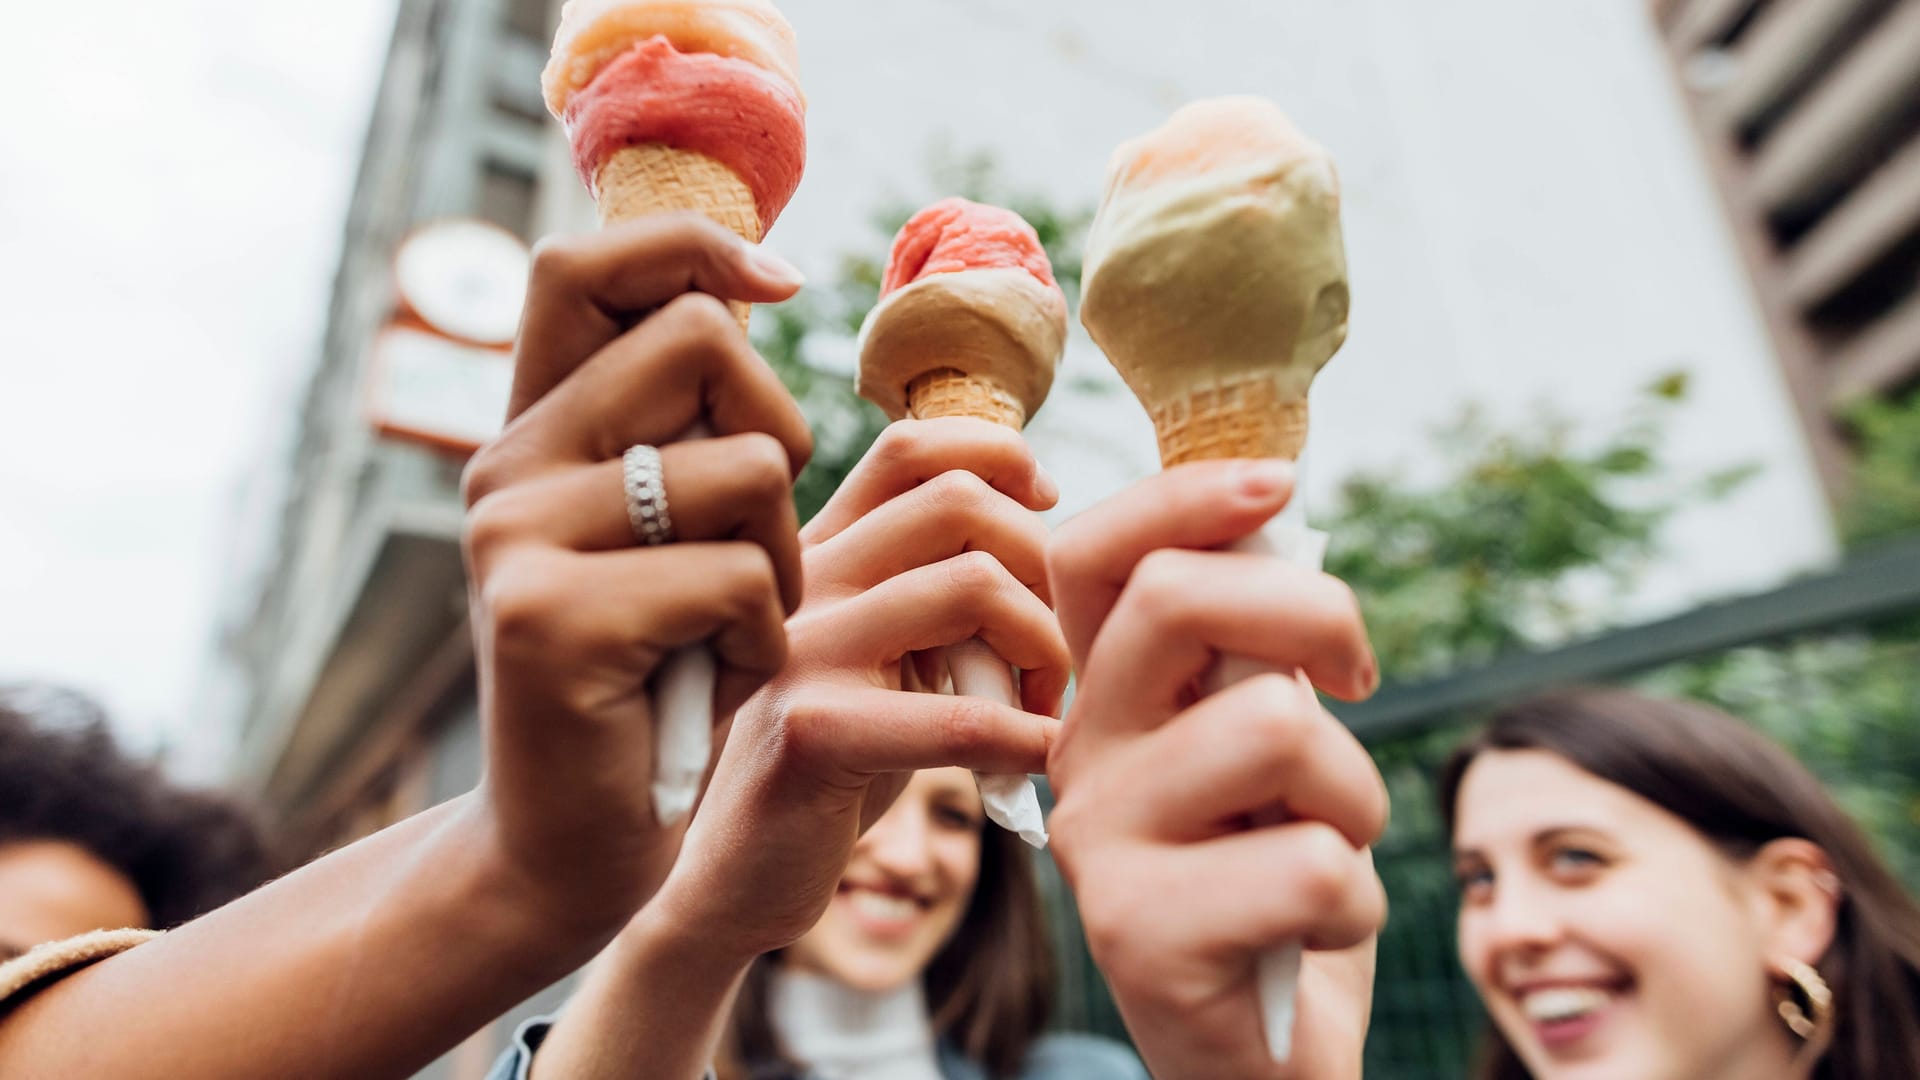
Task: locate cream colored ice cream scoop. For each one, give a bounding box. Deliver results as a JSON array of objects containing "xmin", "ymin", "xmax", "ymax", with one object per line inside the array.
[{"xmin": 1082, "ymin": 96, "xmax": 1348, "ymax": 468}]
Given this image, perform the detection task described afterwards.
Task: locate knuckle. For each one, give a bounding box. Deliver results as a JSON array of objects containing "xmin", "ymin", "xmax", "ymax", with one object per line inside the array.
[
  {"xmin": 719, "ymin": 544, "xmax": 781, "ymax": 617},
  {"xmin": 479, "ymin": 562, "xmax": 559, "ymax": 657},
  {"xmin": 1245, "ymin": 680, "xmax": 1313, "ymax": 760},
  {"xmin": 460, "ymin": 445, "xmax": 510, "ymax": 507},
  {"xmin": 730, "ymin": 432, "xmax": 794, "ymax": 500},
  {"xmin": 1293, "ymin": 823, "xmax": 1359, "ymax": 917},
  {"xmin": 925, "ymin": 469, "xmax": 994, "ymax": 517},
  {"xmin": 867, "ymin": 418, "xmax": 926, "ymax": 466},
  {"xmin": 1308, "ymin": 574, "xmax": 1366, "ymax": 632},
  {"xmin": 944, "ymin": 548, "xmax": 1012, "ymax": 602},
  {"xmin": 461, "ymin": 489, "xmax": 530, "ymax": 563},
  {"xmin": 528, "ymin": 234, "xmax": 589, "ymax": 291},
  {"xmin": 1127, "ymin": 548, "xmax": 1194, "ymax": 620},
  {"xmin": 659, "ymin": 291, "xmax": 739, "ymax": 343}
]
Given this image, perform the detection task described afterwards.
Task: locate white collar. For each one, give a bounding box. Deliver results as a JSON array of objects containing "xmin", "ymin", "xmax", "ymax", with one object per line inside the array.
[{"xmin": 767, "ymin": 966, "xmax": 944, "ymax": 1080}]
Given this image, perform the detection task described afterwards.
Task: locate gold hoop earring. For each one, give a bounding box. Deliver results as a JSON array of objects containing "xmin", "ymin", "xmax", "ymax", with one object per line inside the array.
[{"xmin": 1774, "ymin": 957, "xmax": 1835, "ymax": 1063}]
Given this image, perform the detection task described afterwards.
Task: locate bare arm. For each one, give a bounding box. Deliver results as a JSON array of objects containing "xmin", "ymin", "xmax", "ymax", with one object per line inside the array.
[
  {"xmin": 0, "ymin": 795, "xmax": 596, "ymax": 1077},
  {"xmin": 530, "ymin": 897, "xmax": 752, "ymax": 1080}
]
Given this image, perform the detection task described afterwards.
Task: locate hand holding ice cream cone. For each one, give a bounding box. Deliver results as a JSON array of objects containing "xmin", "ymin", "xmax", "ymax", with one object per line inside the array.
[
  {"xmin": 857, "ymin": 198, "xmax": 1068, "ymax": 847},
  {"xmin": 544, "ymin": 0, "xmax": 807, "ymax": 825},
  {"xmin": 1080, "ymin": 96, "xmax": 1361, "ymax": 1063}
]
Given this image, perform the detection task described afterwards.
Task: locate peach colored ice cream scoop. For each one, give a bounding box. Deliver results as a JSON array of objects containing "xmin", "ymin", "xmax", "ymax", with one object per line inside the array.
[{"xmin": 858, "ymin": 197, "xmax": 1066, "ymax": 430}]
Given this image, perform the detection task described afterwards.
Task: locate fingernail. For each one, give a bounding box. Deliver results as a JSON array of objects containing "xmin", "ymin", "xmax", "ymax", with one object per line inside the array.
[
  {"xmin": 1034, "ymin": 465, "xmax": 1061, "ymax": 505},
  {"xmin": 744, "ymin": 245, "xmax": 806, "ymax": 288},
  {"xmin": 1234, "ymin": 459, "xmax": 1292, "ymax": 498},
  {"xmin": 1362, "ymin": 656, "xmax": 1382, "ymax": 696}
]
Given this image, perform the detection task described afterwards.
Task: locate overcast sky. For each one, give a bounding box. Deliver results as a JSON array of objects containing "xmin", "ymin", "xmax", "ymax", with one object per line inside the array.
[{"xmin": 0, "ymin": 2, "xmax": 397, "ymax": 749}]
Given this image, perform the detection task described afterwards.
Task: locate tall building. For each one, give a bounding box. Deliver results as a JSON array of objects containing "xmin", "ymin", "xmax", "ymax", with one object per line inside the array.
[{"xmin": 1653, "ymin": 0, "xmax": 1920, "ymax": 497}]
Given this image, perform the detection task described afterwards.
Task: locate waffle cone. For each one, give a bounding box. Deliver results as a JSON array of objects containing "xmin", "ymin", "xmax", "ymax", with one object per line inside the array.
[
  {"xmin": 906, "ymin": 368, "xmax": 1026, "ymax": 429},
  {"xmin": 1149, "ymin": 373, "xmax": 1309, "ymax": 467},
  {"xmin": 595, "ymin": 144, "xmax": 762, "ymax": 331}
]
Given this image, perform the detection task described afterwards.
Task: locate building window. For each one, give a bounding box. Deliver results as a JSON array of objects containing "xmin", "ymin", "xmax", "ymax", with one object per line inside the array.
[
  {"xmin": 478, "ymin": 158, "xmax": 539, "ymax": 240},
  {"xmin": 1654, "ymin": 0, "xmax": 1920, "ymax": 494}
]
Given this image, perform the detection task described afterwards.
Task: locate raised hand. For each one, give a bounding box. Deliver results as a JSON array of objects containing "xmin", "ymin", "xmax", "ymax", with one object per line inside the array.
[
  {"xmin": 1045, "ymin": 461, "xmax": 1388, "ymax": 1080},
  {"xmin": 462, "ymin": 211, "xmax": 812, "ymax": 934}
]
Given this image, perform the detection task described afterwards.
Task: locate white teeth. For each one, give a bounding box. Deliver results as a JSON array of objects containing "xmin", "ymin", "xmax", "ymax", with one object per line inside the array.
[
  {"xmin": 1521, "ymin": 987, "xmax": 1611, "ymax": 1023},
  {"xmin": 848, "ymin": 891, "xmax": 919, "ymax": 922}
]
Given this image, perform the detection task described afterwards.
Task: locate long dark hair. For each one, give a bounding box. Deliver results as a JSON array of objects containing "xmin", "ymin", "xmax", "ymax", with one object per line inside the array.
[
  {"xmin": 1439, "ymin": 687, "xmax": 1920, "ymax": 1079},
  {"xmin": 719, "ymin": 818, "xmax": 1055, "ymax": 1079}
]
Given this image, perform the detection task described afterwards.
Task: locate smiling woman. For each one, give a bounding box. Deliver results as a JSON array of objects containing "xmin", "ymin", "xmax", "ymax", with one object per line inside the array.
[
  {"xmin": 1441, "ymin": 688, "xmax": 1920, "ymax": 1080},
  {"xmin": 719, "ymin": 766, "xmax": 1092, "ymax": 1079}
]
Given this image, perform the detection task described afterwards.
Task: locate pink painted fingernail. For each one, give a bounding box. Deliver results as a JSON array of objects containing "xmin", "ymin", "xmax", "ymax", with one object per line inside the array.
[
  {"xmin": 745, "ymin": 245, "xmax": 806, "ymax": 288},
  {"xmin": 1234, "ymin": 459, "xmax": 1292, "ymax": 498}
]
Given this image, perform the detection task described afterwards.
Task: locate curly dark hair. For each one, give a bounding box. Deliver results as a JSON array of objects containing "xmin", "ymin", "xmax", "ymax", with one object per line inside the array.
[{"xmin": 0, "ymin": 685, "xmax": 275, "ymax": 930}]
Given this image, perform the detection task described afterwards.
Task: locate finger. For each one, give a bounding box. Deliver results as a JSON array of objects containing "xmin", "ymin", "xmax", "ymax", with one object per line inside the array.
[
  {"xmin": 780, "ymin": 683, "xmax": 1055, "ymax": 777},
  {"xmin": 1082, "ymin": 548, "xmax": 1377, "ymax": 716},
  {"xmin": 484, "ymin": 543, "xmax": 786, "ymax": 699},
  {"xmin": 1047, "ymin": 460, "xmax": 1294, "ymax": 667},
  {"xmin": 802, "ymin": 418, "xmax": 1058, "ymax": 544},
  {"xmin": 511, "ymin": 215, "xmax": 805, "ymax": 419},
  {"xmin": 805, "ymin": 468, "xmax": 1050, "ymax": 601},
  {"xmin": 1101, "ymin": 674, "xmax": 1388, "ymax": 848},
  {"xmin": 1163, "ymin": 826, "xmax": 1387, "ymax": 954},
  {"xmin": 464, "ymin": 433, "xmax": 804, "ymax": 612},
  {"xmin": 468, "ymin": 293, "xmax": 812, "ymax": 502},
  {"xmin": 790, "ymin": 550, "xmax": 1070, "ymax": 704}
]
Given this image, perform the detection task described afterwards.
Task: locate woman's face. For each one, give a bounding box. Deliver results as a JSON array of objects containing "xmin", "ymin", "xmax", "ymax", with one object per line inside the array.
[
  {"xmin": 0, "ymin": 840, "xmax": 149, "ymax": 962},
  {"xmin": 1452, "ymin": 750, "xmax": 1801, "ymax": 1080},
  {"xmin": 786, "ymin": 767, "xmax": 985, "ymax": 993}
]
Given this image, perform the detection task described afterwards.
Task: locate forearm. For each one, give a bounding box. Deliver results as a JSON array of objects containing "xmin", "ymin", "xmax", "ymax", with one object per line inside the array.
[
  {"xmin": 0, "ymin": 793, "xmax": 610, "ymax": 1079},
  {"xmin": 530, "ymin": 899, "xmax": 753, "ymax": 1080}
]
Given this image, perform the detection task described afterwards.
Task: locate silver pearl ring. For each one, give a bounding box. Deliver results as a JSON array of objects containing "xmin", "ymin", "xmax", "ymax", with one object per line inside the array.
[{"xmin": 622, "ymin": 444, "xmax": 675, "ymax": 546}]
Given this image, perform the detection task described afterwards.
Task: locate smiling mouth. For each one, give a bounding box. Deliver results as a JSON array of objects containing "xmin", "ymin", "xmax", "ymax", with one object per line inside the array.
[
  {"xmin": 846, "ymin": 889, "xmax": 923, "ymax": 923},
  {"xmin": 1521, "ymin": 986, "xmax": 1612, "ymax": 1024}
]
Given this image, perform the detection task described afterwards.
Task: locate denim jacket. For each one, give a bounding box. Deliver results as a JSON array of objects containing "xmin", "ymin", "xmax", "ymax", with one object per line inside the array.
[{"xmin": 487, "ymin": 1015, "xmax": 1147, "ymax": 1080}]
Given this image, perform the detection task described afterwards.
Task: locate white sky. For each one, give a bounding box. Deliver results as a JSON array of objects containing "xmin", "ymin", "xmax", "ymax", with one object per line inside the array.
[{"xmin": 0, "ymin": 2, "xmax": 397, "ymax": 749}]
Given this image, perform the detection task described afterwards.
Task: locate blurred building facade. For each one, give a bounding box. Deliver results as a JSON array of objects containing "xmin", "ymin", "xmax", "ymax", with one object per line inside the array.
[
  {"xmin": 208, "ymin": 0, "xmax": 577, "ymax": 1074},
  {"xmin": 1653, "ymin": 0, "xmax": 1920, "ymax": 493},
  {"xmin": 209, "ymin": 0, "xmax": 1916, "ymax": 1075}
]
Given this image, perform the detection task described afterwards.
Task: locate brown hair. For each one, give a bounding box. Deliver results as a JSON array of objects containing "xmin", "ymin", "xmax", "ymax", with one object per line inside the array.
[
  {"xmin": 1439, "ymin": 687, "xmax": 1920, "ymax": 1079},
  {"xmin": 718, "ymin": 818, "xmax": 1055, "ymax": 1080}
]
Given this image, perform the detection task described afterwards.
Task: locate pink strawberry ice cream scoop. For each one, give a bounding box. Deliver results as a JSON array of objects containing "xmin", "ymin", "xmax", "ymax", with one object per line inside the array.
[
  {"xmin": 881, "ymin": 197, "xmax": 1061, "ymax": 297},
  {"xmin": 858, "ymin": 198, "xmax": 1066, "ymax": 426},
  {"xmin": 563, "ymin": 36, "xmax": 805, "ymax": 233}
]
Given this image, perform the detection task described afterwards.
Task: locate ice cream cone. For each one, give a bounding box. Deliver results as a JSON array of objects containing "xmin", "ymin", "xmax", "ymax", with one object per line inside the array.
[
  {"xmin": 594, "ymin": 143, "xmax": 761, "ymax": 331},
  {"xmin": 905, "ymin": 369, "xmax": 1025, "ymax": 428},
  {"xmin": 1147, "ymin": 374, "xmax": 1311, "ymax": 466}
]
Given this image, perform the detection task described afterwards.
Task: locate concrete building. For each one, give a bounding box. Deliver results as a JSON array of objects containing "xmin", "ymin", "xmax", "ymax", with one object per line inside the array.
[{"xmin": 209, "ymin": 0, "xmax": 1916, "ymax": 1073}]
